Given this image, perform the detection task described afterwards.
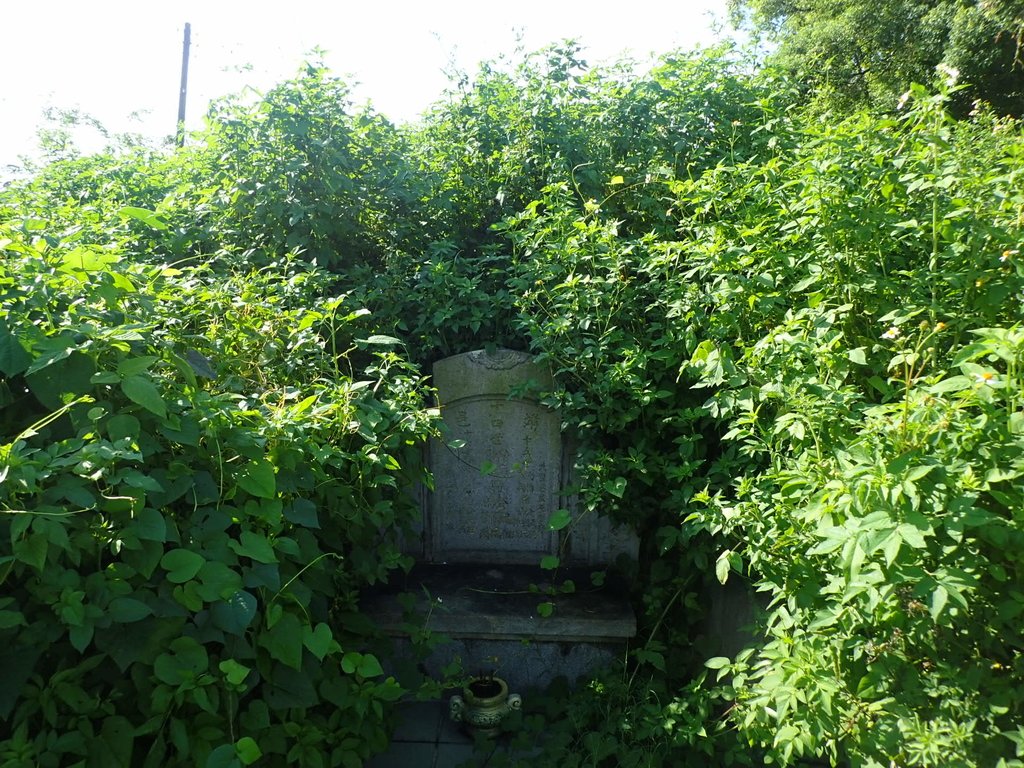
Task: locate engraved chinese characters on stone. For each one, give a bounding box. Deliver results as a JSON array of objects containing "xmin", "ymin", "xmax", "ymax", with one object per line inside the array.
[{"xmin": 428, "ymin": 350, "xmax": 560, "ymax": 563}]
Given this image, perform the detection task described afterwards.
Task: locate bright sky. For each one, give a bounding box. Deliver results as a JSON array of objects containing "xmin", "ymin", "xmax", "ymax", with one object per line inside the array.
[{"xmin": 1, "ymin": 1, "xmax": 732, "ymax": 172}]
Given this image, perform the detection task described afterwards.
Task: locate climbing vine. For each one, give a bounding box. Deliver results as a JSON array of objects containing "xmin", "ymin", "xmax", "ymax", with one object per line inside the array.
[{"xmin": 2, "ymin": 44, "xmax": 1023, "ymax": 768}]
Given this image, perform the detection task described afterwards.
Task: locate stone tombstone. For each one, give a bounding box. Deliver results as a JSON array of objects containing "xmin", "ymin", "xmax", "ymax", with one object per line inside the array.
[
  {"xmin": 428, "ymin": 349, "xmax": 559, "ymax": 563},
  {"xmin": 424, "ymin": 348, "xmax": 638, "ymax": 566}
]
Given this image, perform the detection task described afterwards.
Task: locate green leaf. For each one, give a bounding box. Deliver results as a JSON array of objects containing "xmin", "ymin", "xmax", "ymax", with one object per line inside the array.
[
  {"xmin": 897, "ymin": 523, "xmax": 927, "ymax": 549},
  {"xmin": 635, "ymin": 648, "xmax": 666, "ymax": 671},
  {"xmin": 131, "ymin": 508, "xmax": 167, "ymax": 542},
  {"xmin": 116, "ymin": 356, "xmax": 158, "ymax": 377},
  {"xmin": 108, "ymin": 597, "xmax": 152, "ymax": 623},
  {"xmin": 219, "ymin": 659, "xmax": 251, "ymax": 686},
  {"xmin": 283, "ymin": 499, "xmax": 319, "ymax": 528},
  {"xmin": 715, "ymin": 550, "xmax": 732, "ymax": 585},
  {"xmin": 121, "ymin": 375, "xmax": 167, "ymax": 419},
  {"xmin": 17, "ymin": 533, "xmax": 48, "ymax": 571},
  {"xmin": 930, "ymin": 585, "xmax": 949, "ymax": 620},
  {"xmin": 185, "ymin": 349, "xmax": 216, "ymax": 379},
  {"xmin": 160, "ymin": 549, "xmax": 206, "ymax": 583},
  {"xmin": 167, "ymin": 352, "xmax": 197, "ymax": 388},
  {"xmin": 357, "ymin": 653, "xmax": 384, "ymax": 678},
  {"xmin": 540, "ymin": 555, "xmax": 560, "ymax": 570},
  {"xmin": 118, "ymin": 206, "xmax": 168, "ymax": 230},
  {"xmin": 266, "ymin": 602, "xmax": 283, "ymax": 629},
  {"xmin": 229, "ymin": 531, "xmax": 277, "ymax": 563},
  {"xmin": 341, "ymin": 651, "xmax": 383, "ymax": 677},
  {"xmin": 605, "ymin": 477, "xmax": 627, "ymax": 498},
  {"xmin": 882, "ymin": 532, "xmax": 902, "ymax": 567},
  {"xmin": 537, "ymin": 602, "xmax": 554, "ymax": 618},
  {"xmin": 69, "ymin": 623, "xmax": 94, "ymax": 652},
  {"xmin": 205, "ymin": 744, "xmax": 239, "ymax": 768},
  {"xmin": 25, "ymin": 344, "xmax": 74, "ymax": 376},
  {"xmin": 235, "ymin": 737, "xmax": 262, "ymax": 766},
  {"xmin": 479, "ymin": 460, "xmax": 496, "ymax": 476},
  {"xmin": 154, "ymin": 637, "xmax": 208, "ymax": 686},
  {"xmin": 59, "ymin": 246, "xmax": 119, "ymax": 274},
  {"xmin": 847, "ymin": 347, "xmax": 867, "ymax": 365},
  {"xmin": 196, "ymin": 560, "xmax": 244, "ymax": 601},
  {"xmin": 0, "ymin": 320, "xmax": 31, "ymax": 376},
  {"xmin": 160, "ymin": 416, "xmax": 201, "ymax": 446},
  {"xmin": 26, "ymin": 352, "xmax": 96, "ymax": 409},
  {"xmin": 211, "ymin": 591, "xmax": 257, "ymax": 636},
  {"xmin": 610, "ymin": 175, "xmax": 625, "ymax": 185},
  {"xmin": 303, "ymin": 622, "xmax": 337, "ymax": 661},
  {"xmin": 927, "ymin": 375, "xmax": 972, "ymax": 394},
  {"xmin": 237, "ymin": 459, "xmax": 276, "ymax": 499},
  {"xmin": 340, "ymin": 652, "xmax": 359, "ymax": 674},
  {"xmin": 360, "ymin": 335, "xmax": 402, "ymax": 345},
  {"xmin": 59, "ymin": 480, "xmax": 96, "ymax": 508},
  {"xmin": 265, "ymin": 664, "xmax": 317, "ymax": 710},
  {"xmin": 547, "ymin": 509, "xmax": 571, "ymax": 531},
  {"xmin": 905, "ymin": 464, "xmax": 935, "ymax": 482},
  {"xmin": 704, "ymin": 656, "xmax": 730, "ymax": 670},
  {"xmin": 99, "ymin": 715, "xmax": 134, "ymax": 768},
  {"xmin": 261, "ymin": 611, "xmax": 303, "ymax": 669},
  {"xmin": 106, "ymin": 414, "xmax": 141, "ymax": 441},
  {"xmin": 0, "ymin": 610, "xmax": 25, "ymax": 629}
]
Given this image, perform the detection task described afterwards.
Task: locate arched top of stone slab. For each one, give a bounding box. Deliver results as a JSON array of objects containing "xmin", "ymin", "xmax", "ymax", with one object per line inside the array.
[
  {"xmin": 433, "ymin": 349, "xmax": 552, "ymax": 404},
  {"xmin": 429, "ymin": 348, "xmax": 558, "ymax": 563},
  {"xmin": 420, "ymin": 346, "xmax": 638, "ymax": 567}
]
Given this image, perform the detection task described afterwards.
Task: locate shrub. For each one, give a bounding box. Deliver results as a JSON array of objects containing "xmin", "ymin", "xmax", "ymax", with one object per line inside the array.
[{"xmin": 0, "ymin": 221, "xmax": 437, "ymax": 766}]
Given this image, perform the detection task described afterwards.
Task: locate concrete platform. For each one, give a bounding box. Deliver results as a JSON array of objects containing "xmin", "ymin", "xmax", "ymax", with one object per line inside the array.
[
  {"xmin": 363, "ymin": 563, "xmax": 635, "ymax": 690},
  {"xmin": 366, "ymin": 563, "xmax": 636, "ymax": 641},
  {"xmin": 367, "ymin": 700, "xmax": 539, "ymax": 768}
]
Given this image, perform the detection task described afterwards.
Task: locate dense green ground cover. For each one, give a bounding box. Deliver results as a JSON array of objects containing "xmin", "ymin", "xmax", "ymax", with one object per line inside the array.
[{"xmin": 1, "ymin": 45, "xmax": 1023, "ymax": 767}]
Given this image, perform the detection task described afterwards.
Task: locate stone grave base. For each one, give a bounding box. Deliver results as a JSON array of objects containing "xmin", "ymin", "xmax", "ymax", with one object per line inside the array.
[{"xmin": 365, "ymin": 563, "xmax": 636, "ymax": 691}]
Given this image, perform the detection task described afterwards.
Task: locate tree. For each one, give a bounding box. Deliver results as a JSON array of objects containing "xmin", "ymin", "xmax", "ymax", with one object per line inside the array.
[{"xmin": 729, "ymin": 0, "xmax": 1024, "ymax": 115}]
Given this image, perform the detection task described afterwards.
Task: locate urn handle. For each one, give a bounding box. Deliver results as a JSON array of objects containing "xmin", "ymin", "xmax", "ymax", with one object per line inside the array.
[
  {"xmin": 449, "ymin": 694, "xmax": 466, "ymax": 723},
  {"xmin": 507, "ymin": 693, "xmax": 522, "ymax": 712}
]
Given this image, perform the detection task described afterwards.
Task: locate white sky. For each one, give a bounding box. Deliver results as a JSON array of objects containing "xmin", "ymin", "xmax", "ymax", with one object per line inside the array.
[{"xmin": 1, "ymin": 1, "xmax": 732, "ymax": 171}]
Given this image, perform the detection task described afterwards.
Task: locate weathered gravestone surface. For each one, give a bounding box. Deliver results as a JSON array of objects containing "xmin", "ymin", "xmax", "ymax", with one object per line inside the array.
[
  {"xmin": 427, "ymin": 349, "xmax": 561, "ymax": 563},
  {"xmin": 401, "ymin": 348, "xmax": 638, "ymax": 567},
  {"xmin": 369, "ymin": 348, "xmax": 638, "ymax": 691}
]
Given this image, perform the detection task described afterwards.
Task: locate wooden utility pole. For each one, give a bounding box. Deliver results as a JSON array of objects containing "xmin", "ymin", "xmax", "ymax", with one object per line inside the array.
[{"xmin": 176, "ymin": 22, "xmax": 191, "ymax": 147}]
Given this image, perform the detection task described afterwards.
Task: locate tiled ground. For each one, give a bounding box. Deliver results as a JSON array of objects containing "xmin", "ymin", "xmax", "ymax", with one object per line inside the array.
[{"xmin": 366, "ymin": 700, "xmax": 527, "ymax": 768}]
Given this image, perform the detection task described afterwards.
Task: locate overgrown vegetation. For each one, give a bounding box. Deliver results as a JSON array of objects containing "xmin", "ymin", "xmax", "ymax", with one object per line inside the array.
[
  {"xmin": 2, "ymin": 40, "xmax": 1023, "ymax": 768},
  {"xmin": 728, "ymin": 0, "xmax": 1024, "ymax": 116},
  {"xmin": 0, "ymin": 233, "xmax": 437, "ymax": 765}
]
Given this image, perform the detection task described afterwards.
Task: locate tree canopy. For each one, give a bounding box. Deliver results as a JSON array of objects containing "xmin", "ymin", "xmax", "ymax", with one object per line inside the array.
[{"xmin": 730, "ymin": 0, "xmax": 1024, "ymax": 115}]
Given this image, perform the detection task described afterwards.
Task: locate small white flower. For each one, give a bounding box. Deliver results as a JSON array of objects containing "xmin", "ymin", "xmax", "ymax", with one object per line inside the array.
[
  {"xmin": 974, "ymin": 371, "xmax": 997, "ymax": 386},
  {"xmin": 936, "ymin": 63, "xmax": 960, "ymax": 87},
  {"xmin": 881, "ymin": 327, "xmax": 900, "ymax": 340}
]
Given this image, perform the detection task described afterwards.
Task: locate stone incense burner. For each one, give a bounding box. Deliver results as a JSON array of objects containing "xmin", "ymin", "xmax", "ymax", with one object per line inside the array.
[{"xmin": 449, "ymin": 676, "xmax": 522, "ymax": 735}]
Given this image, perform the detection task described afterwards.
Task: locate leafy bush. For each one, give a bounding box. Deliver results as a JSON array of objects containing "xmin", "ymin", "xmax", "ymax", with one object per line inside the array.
[
  {"xmin": 683, "ymin": 85, "xmax": 1024, "ymax": 768},
  {"xmin": 0, "ymin": 219, "xmax": 437, "ymax": 766},
  {"xmin": 496, "ymin": 77, "xmax": 1024, "ymax": 766},
  {"xmin": 182, "ymin": 64, "xmax": 423, "ymax": 270},
  {"xmin": 4, "ymin": 43, "xmax": 1024, "ymax": 768}
]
